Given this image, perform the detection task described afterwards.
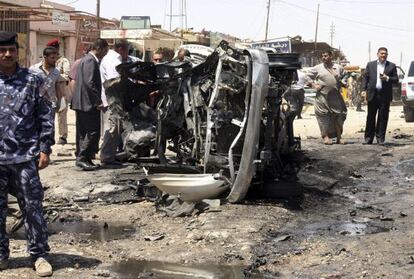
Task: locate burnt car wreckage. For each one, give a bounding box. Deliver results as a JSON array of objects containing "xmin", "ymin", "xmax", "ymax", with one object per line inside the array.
[{"xmin": 104, "ymin": 41, "xmax": 302, "ymax": 203}]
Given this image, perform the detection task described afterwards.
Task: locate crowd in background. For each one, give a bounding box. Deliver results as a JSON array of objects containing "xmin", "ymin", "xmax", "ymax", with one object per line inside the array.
[{"xmin": 30, "ymin": 38, "xmax": 189, "ymax": 171}]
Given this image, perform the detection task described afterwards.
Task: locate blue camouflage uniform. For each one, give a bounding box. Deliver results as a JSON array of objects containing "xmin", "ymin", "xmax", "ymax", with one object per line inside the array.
[{"xmin": 0, "ymin": 66, "xmax": 54, "ymax": 260}]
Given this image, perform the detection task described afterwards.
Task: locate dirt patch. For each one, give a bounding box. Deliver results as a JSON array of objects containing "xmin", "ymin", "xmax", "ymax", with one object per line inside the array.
[{"xmin": 4, "ymin": 107, "xmax": 414, "ymax": 278}]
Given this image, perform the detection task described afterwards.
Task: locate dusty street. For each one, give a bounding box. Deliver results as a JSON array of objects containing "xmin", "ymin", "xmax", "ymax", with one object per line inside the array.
[{"xmin": 2, "ymin": 104, "xmax": 414, "ymax": 279}]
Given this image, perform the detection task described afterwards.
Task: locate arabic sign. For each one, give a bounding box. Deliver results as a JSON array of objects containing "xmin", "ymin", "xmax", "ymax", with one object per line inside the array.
[
  {"xmin": 52, "ymin": 11, "xmax": 70, "ymax": 27},
  {"xmin": 100, "ymin": 29, "xmax": 153, "ymax": 39},
  {"xmin": 251, "ymin": 38, "xmax": 291, "ymax": 53},
  {"xmin": 82, "ymin": 19, "xmax": 97, "ymax": 29}
]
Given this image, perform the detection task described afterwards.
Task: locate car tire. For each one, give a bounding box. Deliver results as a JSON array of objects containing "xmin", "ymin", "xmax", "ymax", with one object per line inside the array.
[{"xmin": 403, "ymin": 105, "xmax": 414, "ymax": 122}]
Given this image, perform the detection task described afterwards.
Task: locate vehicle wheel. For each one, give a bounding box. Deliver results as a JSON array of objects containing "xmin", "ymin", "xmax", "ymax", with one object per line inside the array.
[{"xmin": 403, "ymin": 106, "xmax": 414, "ymax": 122}]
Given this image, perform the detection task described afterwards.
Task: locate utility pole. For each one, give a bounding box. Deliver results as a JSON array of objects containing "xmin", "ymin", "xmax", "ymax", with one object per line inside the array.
[
  {"xmin": 184, "ymin": 0, "xmax": 188, "ymax": 30},
  {"xmin": 264, "ymin": 0, "xmax": 271, "ymax": 42},
  {"xmin": 400, "ymin": 51, "xmax": 403, "ymax": 68},
  {"xmin": 180, "ymin": 0, "xmax": 183, "ymax": 38},
  {"xmin": 368, "ymin": 41, "xmax": 371, "ymax": 62},
  {"xmin": 314, "ymin": 3, "xmax": 320, "ymax": 52},
  {"xmin": 96, "ymin": 0, "xmax": 100, "ymax": 31},
  {"xmin": 329, "ymin": 22, "xmax": 335, "ymax": 47},
  {"xmin": 169, "ymin": 0, "xmax": 173, "ymax": 31}
]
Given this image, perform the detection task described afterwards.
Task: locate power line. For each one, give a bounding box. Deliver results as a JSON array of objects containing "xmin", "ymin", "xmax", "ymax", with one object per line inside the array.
[
  {"xmin": 276, "ymin": 0, "xmax": 414, "ymax": 33},
  {"xmin": 251, "ymin": 4, "xmax": 268, "ymax": 40},
  {"xmin": 245, "ymin": 4, "xmax": 268, "ymax": 40},
  {"xmin": 65, "ymin": 0, "xmax": 80, "ymax": 5}
]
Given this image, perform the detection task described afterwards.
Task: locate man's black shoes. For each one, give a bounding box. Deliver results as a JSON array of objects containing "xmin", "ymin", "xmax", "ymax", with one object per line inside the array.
[
  {"xmin": 362, "ymin": 138, "xmax": 386, "ymax": 146},
  {"xmin": 362, "ymin": 139, "xmax": 373, "ymax": 145},
  {"xmin": 377, "ymin": 140, "xmax": 385, "ymax": 146},
  {"xmin": 76, "ymin": 158, "xmax": 97, "ymax": 171}
]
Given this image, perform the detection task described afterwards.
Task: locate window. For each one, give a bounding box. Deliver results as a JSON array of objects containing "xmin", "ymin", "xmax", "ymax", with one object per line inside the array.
[
  {"xmin": 408, "ymin": 62, "xmax": 414, "ymax": 77},
  {"xmin": 120, "ymin": 16, "xmax": 151, "ymax": 29}
]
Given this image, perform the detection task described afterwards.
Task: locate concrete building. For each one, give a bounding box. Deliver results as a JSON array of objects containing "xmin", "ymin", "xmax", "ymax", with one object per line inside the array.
[
  {"xmin": 291, "ymin": 36, "xmax": 345, "ymax": 67},
  {"xmin": 101, "ymin": 27, "xmax": 184, "ymax": 61},
  {"xmin": 249, "ymin": 35, "xmax": 346, "ymax": 67},
  {"xmin": 0, "ymin": 0, "xmax": 117, "ymax": 66}
]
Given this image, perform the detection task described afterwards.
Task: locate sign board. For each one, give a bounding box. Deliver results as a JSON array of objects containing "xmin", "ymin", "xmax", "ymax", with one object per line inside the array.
[
  {"xmin": 52, "ymin": 11, "xmax": 70, "ymax": 27},
  {"xmin": 82, "ymin": 19, "xmax": 97, "ymax": 29},
  {"xmin": 251, "ymin": 38, "xmax": 291, "ymax": 53},
  {"xmin": 100, "ymin": 29, "xmax": 153, "ymax": 39}
]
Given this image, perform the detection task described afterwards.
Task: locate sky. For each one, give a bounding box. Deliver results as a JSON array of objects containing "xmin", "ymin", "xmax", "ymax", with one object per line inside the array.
[{"xmin": 52, "ymin": 0, "xmax": 414, "ymax": 70}]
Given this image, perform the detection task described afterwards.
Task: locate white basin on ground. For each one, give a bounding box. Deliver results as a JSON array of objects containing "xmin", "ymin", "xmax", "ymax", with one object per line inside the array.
[{"xmin": 146, "ymin": 173, "xmax": 228, "ymax": 202}]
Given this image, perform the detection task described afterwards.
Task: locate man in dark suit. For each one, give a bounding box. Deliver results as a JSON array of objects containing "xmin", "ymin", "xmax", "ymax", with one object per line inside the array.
[
  {"xmin": 71, "ymin": 39, "xmax": 109, "ymax": 170},
  {"xmin": 362, "ymin": 47, "xmax": 398, "ymax": 145}
]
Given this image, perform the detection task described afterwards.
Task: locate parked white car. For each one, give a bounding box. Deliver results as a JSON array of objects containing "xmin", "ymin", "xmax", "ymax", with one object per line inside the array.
[{"xmin": 401, "ymin": 61, "xmax": 414, "ymax": 122}]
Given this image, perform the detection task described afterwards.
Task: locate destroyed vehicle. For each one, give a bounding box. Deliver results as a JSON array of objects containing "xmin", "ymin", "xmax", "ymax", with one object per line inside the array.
[{"xmin": 105, "ymin": 41, "xmax": 301, "ymax": 203}]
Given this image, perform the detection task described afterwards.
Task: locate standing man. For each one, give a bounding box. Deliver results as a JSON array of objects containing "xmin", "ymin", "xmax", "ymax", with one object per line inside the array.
[
  {"xmin": 307, "ymin": 50, "xmax": 348, "ymax": 145},
  {"xmin": 176, "ymin": 48, "xmax": 191, "ymax": 62},
  {"xmin": 70, "ymin": 39, "xmax": 109, "ymax": 171},
  {"xmin": 46, "ymin": 39, "xmax": 71, "ymax": 145},
  {"xmin": 100, "ymin": 39, "xmax": 139, "ymax": 166},
  {"xmin": 147, "ymin": 50, "xmax": 164, "ymax": 108},
  {"xmin": 29, "ymin": 47, "xmax": 61, "ymax": 108},
  {"xmin": 362, "ymin": 47, "xmax": 398, "ymax": 145},
  {"xmin": 0, "ymin": 32, "xmax": 54, "ymax": 276},
  {"xmin": 347, "ymin": 72, "xmax": 364, "ymax": 112},
  {"xmin": 152, "ymin": 49, "xmax": 164, "ymax": 63}
]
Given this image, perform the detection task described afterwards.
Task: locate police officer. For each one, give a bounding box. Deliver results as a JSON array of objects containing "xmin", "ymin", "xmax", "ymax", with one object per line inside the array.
[
  {"xmin": 46, "ymin": 38, "xmax": 71, "ymax": 145},
  {"xmin": 0, "ymin": 32, "xmax": 54, "ymax": 276}
]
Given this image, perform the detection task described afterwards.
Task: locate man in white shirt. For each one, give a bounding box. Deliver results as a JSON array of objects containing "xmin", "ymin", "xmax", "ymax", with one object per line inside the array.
[
  {"xmin": 361, "ymin": 47, "xmax": 398, "ymax": 145},
  {"xmin": 100, "ymin": 39, "xmax": 139, "ymax": 166}
]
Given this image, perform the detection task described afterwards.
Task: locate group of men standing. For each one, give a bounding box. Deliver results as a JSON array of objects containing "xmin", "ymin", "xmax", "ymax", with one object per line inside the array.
[
  {"xmin": 71, "ymin": 38, "xmax": 147, "ymax": 171},
  {"xmin": 25, "ymin": 37, "xmax": 105, "ymax": 172},
  {"xmin": 306, "ymin": 47, "xmax": 398, "ymax": 145},
  {"xmin": 27, "ymin": 37, "xmax": 153, "ymax": 173}
]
